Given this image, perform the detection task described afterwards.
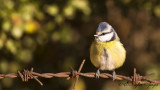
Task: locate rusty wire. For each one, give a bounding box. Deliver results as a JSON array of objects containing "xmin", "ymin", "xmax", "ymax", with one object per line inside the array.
[{"xmin": 0, "ymin": 59, "xmax": 160, "ymax": 89}]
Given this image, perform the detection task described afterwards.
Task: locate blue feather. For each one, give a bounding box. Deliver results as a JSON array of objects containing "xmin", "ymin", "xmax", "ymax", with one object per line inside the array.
[{"xmin": 97, "ymin": 22, "xmax": 109, "ymax": 32}]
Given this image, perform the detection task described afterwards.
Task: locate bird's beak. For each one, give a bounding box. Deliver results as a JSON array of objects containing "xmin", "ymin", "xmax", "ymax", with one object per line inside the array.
[{"xmin": 94, "ymin": 34, "xmax": 98, "ymax": 37}]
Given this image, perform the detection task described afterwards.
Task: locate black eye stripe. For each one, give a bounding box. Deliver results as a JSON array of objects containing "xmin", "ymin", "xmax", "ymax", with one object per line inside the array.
[{"xmin": 99, "ymin": 31, "xmax": 112, "ymax": 36}]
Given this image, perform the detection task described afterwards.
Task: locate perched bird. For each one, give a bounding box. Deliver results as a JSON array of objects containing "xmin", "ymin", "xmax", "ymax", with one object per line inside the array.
[{"xmin": 90, "ymin": 22, "xmax": 126, "ymax": 80}]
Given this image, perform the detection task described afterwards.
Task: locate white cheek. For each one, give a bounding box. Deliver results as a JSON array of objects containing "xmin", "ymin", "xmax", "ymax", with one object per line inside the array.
[{"xmin": 98, "ymin": 32, "xmax": 113, "ymax": 42}]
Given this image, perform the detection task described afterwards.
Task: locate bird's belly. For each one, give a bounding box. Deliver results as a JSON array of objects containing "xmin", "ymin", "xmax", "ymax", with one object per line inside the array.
[
  {"xmin": 99, "ymin": 55, "xmax": 115, "ymax": 70},
  {"xmin": 90, "ymin": 41, "xmax": 126, "ymax": 71}
]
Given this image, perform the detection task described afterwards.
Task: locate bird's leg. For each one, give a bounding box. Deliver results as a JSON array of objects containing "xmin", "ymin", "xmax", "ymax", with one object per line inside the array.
[
  {"xmin": 112, "ymin": 70, "xmax": 116, "ymax": 81},
  {"xmin": 95, "ymin": 69, "xmax": 100, "ymax": 78}
]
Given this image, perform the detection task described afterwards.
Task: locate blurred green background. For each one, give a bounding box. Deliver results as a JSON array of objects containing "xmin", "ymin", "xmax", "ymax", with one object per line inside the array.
[{"xmin": 0, "ymin": 0, "xmax": 160, "ymax": 90}]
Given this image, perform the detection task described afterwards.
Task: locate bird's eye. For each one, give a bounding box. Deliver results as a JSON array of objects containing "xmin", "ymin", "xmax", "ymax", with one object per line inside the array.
[{"xmin": 101, "ymin": 33, "xmax": 106, "ymax": 35}]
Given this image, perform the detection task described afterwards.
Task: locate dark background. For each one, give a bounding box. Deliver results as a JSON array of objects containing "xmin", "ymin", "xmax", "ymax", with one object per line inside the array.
[{"xmin": 0, "ymin": 0, "xmax": 160, "ymax": 90}]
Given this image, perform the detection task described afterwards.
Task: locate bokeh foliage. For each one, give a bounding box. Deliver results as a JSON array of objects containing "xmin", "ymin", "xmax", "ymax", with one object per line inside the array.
[{"xmin": 0, "ymin": 0, "xmax": 160, "ymax": 90}]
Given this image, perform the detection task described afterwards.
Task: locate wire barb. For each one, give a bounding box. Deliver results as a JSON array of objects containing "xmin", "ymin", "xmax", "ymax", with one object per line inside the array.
[
  {"xmin": 18, "ymin": 68, "xmax": 43, "ymax": 86},
  {"xmin": 73, "ymin": 59, "xmax": 85, "ymax": 89},
  {"xmin": 0, "ymin": 59, "xmax": 160, "ymax": 89}
]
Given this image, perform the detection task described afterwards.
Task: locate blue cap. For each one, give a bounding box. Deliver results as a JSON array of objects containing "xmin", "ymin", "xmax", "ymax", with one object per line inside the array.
[{"xmin": 97, "ymin": 22, "xmax": 109, "ymax": 32}]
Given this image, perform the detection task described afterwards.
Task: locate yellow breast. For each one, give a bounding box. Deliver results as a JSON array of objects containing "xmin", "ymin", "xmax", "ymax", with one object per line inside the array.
[{"xmin": 90, "ymin": 40, "xmax": 126, "ymax": 71}]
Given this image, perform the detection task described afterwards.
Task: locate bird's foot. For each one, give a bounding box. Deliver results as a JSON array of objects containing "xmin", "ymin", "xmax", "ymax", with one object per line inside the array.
[
  {"xmin": 95, "ymin": 69, "xmax": 100, "ymax": 78},
  {"xmin": 112, "ymin": 70, "xmax": 116, "ymax": 81}
]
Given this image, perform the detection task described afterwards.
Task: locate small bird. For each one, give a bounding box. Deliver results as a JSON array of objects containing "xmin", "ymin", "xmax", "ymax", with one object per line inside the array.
[{"xmin": 90, "ymin": 22, "xmax": 126, "ymax": 80}]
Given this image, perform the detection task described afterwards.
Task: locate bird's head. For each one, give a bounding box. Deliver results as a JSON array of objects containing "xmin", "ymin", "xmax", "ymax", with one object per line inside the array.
[{"xmin": 94, "ymin": 22, "xmax": 119, "ymax": 42}]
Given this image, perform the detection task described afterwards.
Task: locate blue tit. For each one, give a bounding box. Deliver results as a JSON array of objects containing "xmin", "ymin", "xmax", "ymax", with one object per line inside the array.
[{"xmin": 90, "ymin": 22, "xmax": 126, "ymax": 80}]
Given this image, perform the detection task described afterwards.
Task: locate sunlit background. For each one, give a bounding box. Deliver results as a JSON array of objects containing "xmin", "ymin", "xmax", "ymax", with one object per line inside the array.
[{"xmin": 0, "ymin": 0, "xmax": 160, "ymax": 90}]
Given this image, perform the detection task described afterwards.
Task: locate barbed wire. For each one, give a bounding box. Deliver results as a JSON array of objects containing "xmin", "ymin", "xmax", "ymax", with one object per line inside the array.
[{"xmin": 0, "ymin": 59, "xmax": 160, "ymax": 89}]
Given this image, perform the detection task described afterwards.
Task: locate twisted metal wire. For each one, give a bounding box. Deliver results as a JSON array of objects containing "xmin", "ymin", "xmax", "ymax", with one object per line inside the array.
[{"xmin": 0, "ymin": 60, "xmax": 160, "ymax": 89}]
